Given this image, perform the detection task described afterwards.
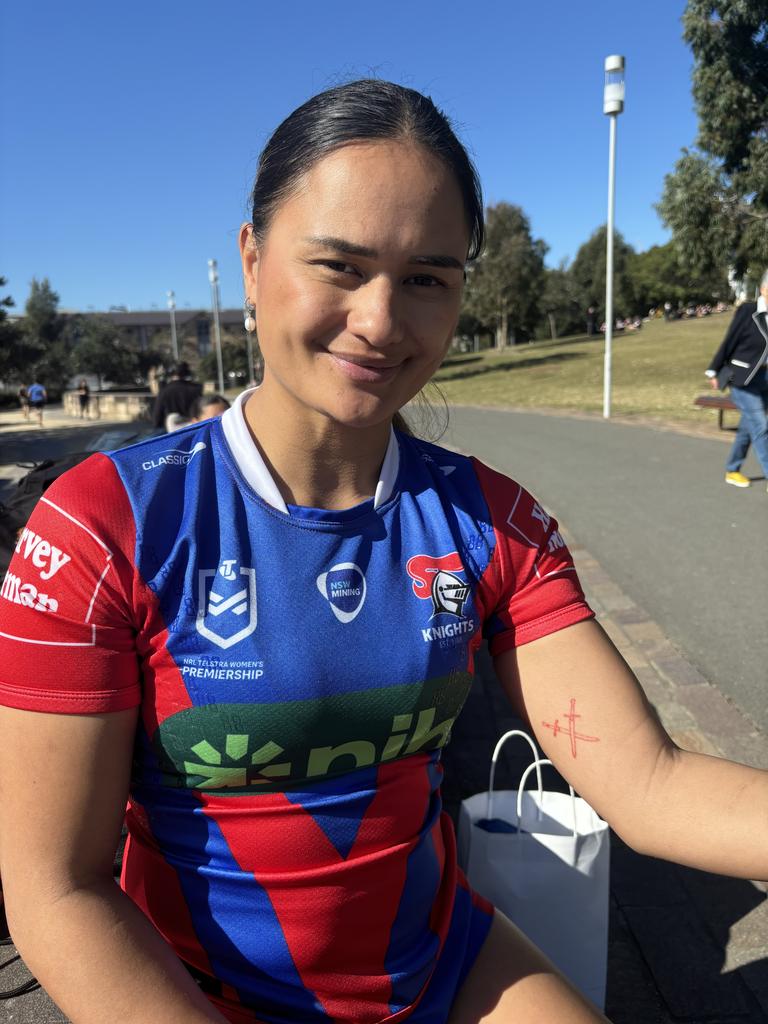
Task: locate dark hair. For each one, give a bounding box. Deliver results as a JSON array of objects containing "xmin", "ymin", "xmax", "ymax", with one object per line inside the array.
[
  {"xmin": 249, "ymin": 79, "xmax": 484, "ymax": 261},
  {"xmin": 191, "ymin": 393, "xmax": 231, "ymax": 420}
]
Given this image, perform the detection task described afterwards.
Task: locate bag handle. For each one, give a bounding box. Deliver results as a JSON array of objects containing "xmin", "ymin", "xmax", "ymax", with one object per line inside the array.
[
  {"xmin": 486, "ymin": 730, "xmax": 541, "ymax": 820},
  {"xmin": 516, "ymin": 758, "xmax": 578, "ymax": 837}
]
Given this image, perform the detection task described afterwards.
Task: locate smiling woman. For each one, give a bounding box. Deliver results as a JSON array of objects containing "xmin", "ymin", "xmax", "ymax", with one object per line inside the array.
[{"xmin": 0, "ymin": 79, "xmax": 766, "ymax": 1024}]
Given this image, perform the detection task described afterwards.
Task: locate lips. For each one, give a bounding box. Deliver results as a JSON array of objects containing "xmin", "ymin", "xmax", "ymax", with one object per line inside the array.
[{"xmin": 327, "ymin": 353, "xmax": 402, "ymax": 384}]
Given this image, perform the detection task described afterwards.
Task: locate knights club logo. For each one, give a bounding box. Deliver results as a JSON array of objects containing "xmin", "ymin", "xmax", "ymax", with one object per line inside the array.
[
  {"xmin": 196, "ymin": 560, "xmax": 257, "ymax": 649},
  {"xmin": 406, "ymin": 552, "xmax": 470, "ymax": 618},
  {"xmin": 316, "ymin": 562, "xmax": 367, "ymax": 624}
]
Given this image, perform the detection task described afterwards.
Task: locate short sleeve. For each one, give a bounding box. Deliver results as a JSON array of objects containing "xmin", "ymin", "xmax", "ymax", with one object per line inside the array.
[
  {"xmin": 0, "ymin": 454, "xmax": 142, "ymax": 713},
  {"xmin": 472, "ymin": 459, "xmax": 594, "ymax": 654}
]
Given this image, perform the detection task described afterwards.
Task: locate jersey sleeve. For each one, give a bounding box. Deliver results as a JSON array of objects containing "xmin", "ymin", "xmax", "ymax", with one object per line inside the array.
[
  {"xmin": 472, "ymin": 459, "xmax": 594, "ymax": 654},
  {"xmin": 0, "ymin": 454, "xmax": 142, "ymax": 713}
]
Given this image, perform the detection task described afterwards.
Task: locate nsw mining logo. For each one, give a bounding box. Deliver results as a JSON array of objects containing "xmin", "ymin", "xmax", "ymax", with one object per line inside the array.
[
  {"xmin": 316, "ymin": 562, "xmax": 367, "ymax": 623},
  {"xmin": 195, "ymin": 560, "xmax": 257, "ymax": 649}
]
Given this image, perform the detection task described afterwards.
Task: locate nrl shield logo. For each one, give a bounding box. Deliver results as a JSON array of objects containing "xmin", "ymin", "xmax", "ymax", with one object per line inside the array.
[
  {"xmin": 196, "ymin": 561, "xmax": 257, "ymax": 649},
  {"xmin": 316, "ymin": 562, "xmax": 367, "ymax": 624}
]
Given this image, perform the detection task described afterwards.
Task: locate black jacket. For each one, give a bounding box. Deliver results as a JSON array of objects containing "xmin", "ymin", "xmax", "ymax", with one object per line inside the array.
[
  {"xmin": 707, "ymin": 303, "xmax": 768, "ymax": 388},
  {"xmin": 152, "ymin": 379, "xmax": 202, "ymax": 428}
]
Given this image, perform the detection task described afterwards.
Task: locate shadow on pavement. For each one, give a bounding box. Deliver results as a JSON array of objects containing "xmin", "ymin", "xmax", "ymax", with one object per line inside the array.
[{"xmin": 438, "ymin": 350, "xmax": 584, "ymax": 383}]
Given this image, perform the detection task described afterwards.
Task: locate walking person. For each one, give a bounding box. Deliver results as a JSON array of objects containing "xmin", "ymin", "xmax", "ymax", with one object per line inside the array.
[
  {"xmin": 706, "ymin": 269, "xmax": 768, "ymax": 489},
  {"xmin": 152, "ymin": 361, "xmax": 202, "ymax": 432},
  {"xmin": 25, "ymin": 380, "xmax": 46, "ymax": 427},
  {"xmin": 77, "ymin": 379, "xmax": 91, "ymax": 419},
  {"xmin": 17, "ymin": 385, "xmax": 29, "ymax": 421},
  {"xmin": 0, "ymin": 80, "xmax": 766, "ymax": 1024}
]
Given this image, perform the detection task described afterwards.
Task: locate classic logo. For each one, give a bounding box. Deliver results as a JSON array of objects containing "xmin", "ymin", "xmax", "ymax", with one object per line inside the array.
[
  {"xmin": 142, "ymin": 441, "xmax": 207, "ymax": 472},
  {"xmin": 316, "ymin": 562, "xmax": 367, "ymax": 623},
  {"xmin": 195, "ymin": 561, "xmax": 257, "ymax": 650},
  {"xmin": 406, "ymin": 552, "xmax": 470, "ymax": 618}
]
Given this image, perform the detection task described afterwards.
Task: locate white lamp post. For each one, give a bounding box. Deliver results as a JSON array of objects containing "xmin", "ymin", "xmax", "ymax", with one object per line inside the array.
[
  {"xmin": 166, "ymin": 290, "xmax": 179, "ymax": 362},
  {"xmin": 603, "ymin": 54, "xmax": 625, "ymax": 419},
  {"xmin": 207, "ymin": 259, "xmax": 225, "ymax": 394}
]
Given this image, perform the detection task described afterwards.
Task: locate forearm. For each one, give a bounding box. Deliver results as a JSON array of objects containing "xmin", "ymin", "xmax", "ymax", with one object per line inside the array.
[
  {"xmin": 622, "ymin": 746, "xmax": 768, "ymax": 880},
  {"xmin": 7, "ymin": 877, "xmax": 227, "ymax": 1024}
]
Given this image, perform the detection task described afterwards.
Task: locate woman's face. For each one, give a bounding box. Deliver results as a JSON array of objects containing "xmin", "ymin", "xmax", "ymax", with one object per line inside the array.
[{"xmin": 240, "ymin": 140, "xmax": 470, "ymax": 430}]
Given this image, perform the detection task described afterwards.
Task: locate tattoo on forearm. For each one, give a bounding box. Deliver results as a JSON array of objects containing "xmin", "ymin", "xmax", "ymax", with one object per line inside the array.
[{"xmin": 542, "ymin": 698, "xmax": 599, "ymax": 757}]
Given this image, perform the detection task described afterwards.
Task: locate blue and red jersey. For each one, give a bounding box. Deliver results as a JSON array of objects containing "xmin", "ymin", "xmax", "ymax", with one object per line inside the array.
[{"xmin": 0, "ymin": 393, "xmax": 593, "ymax": 1023}]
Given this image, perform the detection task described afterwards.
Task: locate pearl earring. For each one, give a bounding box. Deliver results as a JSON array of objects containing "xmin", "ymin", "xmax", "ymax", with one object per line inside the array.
[{"xmin": 244, "ymin": 301, "xmax": 256, "ymax": 333}]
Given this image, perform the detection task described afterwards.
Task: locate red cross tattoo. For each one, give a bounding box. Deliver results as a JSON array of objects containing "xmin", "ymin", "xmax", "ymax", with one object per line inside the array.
[{"xmin": 542, "ymin": 698, "xmax": 599, "ymax": 758}]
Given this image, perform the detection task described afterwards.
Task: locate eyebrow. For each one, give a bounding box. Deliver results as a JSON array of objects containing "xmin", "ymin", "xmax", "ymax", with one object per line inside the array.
[{"xmin": 304, "ymin": 236, "xmax": 465, "ymax": 271}]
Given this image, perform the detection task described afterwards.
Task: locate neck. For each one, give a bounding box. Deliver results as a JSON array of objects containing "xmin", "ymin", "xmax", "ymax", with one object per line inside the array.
[{"xmin": 242, "ymin": 386, "xmax": 392, "ymax": 511}]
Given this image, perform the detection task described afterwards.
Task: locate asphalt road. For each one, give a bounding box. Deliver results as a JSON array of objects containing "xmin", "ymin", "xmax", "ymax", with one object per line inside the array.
[{"xmin": 442, "ymin": 406, "xmax": 768, "ymax": 735}]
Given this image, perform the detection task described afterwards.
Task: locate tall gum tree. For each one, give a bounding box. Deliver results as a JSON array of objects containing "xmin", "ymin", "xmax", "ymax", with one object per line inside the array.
[
  {"xmin": 461, "ymin": 203, "xmax": 546, "ymax": 349},
  {"xmin": 658, "ymin": 1, "xmax": 768, "ymax": 282}
]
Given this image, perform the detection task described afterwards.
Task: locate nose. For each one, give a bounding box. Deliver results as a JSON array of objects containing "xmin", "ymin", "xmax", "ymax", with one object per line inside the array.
[{"xmin": 346, "ymin": 277, "xmax": 403, "ymax": 349}]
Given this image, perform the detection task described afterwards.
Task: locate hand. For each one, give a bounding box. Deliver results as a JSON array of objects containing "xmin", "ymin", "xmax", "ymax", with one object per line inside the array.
[{"xmin": 709, "ymin": 376, "xmax": 719, "ymax": 390}]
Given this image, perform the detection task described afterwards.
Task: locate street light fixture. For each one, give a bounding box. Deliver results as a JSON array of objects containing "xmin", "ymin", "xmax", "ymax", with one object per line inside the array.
[
  {"xmin": 166, "ymin": 290, "xmax": 179, "ymax": 362},
  {"xmin": 207, "ymin": 259, "xmax": 225, "ymax": 394},
  {"xmin": 603, "ymin": 54, "xmax": 625, "ymax": 420}
]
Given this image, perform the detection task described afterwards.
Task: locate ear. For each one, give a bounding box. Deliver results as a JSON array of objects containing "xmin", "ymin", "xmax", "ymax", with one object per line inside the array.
[{"xmin": 239, "ymin": 222, "xmax": 259, "ymax": 296}]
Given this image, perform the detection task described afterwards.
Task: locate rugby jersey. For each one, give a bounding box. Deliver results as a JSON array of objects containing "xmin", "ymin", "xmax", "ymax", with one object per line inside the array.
[{"xmin": 0, "ymin": 392, "xmax": 594, "ymax": 1023}]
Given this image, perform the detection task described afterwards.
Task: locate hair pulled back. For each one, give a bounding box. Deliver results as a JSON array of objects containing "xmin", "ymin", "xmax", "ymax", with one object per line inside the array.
[{"xmin": 249, "ymin": 79, "xmax": 484, "ymax": 261}]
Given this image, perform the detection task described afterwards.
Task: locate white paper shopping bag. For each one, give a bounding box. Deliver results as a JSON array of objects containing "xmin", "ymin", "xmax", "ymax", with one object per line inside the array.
[{"xmin": 457, "ymin": 730, "xmax": 610, "ymax": 1009}]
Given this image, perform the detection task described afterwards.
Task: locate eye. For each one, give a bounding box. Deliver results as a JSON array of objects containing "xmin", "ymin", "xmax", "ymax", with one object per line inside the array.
[
  {"xmin": 407, "ymin": 274, "xmax": 445, "ymax": 288},
  {"xmin": 317, "ymin": 260, "xmax": 359, "ymax": 276}
]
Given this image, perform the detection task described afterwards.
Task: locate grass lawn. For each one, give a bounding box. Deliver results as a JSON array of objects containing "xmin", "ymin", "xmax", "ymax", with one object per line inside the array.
[{"xmin": 433, "ymin": 311, "xmax": 733, "ymax": 426}]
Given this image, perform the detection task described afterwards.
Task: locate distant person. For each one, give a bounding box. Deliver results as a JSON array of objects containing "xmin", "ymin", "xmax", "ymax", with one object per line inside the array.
[
  {"xmin": 77, "ymin": 379, "xmax": 91, "ymax": 419},
  {"xmin": 586, "ymin": 306, "xmax": 597, "ymax": 337},
  {"xmin": 26, "ymin": 381, "xmax": 46, "ymax": 426},
  {"xmin": 191, "ymin": 393, "xmax": 230, "ymax": 422},
  {"xmin": 151, "ymin": 361, "xmax": 202, "ymax": 432},
  {"xmin": 17, "ymin": 385, "xmax": 29, "ymax": 421},
  {"xmin": 706, "ymin": 269, "xmax": 768, "ymax": 489}
]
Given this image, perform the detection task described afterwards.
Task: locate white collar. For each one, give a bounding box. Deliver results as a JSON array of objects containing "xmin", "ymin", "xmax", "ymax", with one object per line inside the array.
[
  {"xmin": 220, "ymin": 387, "xmax": 400, "ymax": 514},
  {"xmin": 757, "ymin": 295, "xmax": 767, "ymax": 314}
]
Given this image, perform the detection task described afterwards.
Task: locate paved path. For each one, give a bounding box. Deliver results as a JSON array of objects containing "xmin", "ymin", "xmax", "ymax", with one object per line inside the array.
[{"xmin": 442, "ymin": 406, "xmax": 768, "ymax": 734}]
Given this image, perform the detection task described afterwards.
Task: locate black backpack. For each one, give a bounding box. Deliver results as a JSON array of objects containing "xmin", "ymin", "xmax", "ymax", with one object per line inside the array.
[{"xmin": 0, "ymin": 452, "xmax": 93, "ymax": 576}]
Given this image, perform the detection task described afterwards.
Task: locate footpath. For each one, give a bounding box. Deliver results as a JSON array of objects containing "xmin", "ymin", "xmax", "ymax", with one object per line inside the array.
[{"xmin": 0, "ymin": 407, "xmax": 766, "ymax": 1023}]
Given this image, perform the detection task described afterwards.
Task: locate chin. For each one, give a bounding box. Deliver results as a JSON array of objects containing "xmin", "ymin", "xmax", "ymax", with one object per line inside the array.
[{"xmin": 319, "ymin": 394, "xmax": 400, "ymax": 431}]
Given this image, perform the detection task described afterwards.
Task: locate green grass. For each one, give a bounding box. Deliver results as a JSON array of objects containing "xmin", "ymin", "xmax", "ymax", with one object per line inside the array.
[{"xmin": 434, "ymin": 312, "xmax": 731, "ymax": 425}]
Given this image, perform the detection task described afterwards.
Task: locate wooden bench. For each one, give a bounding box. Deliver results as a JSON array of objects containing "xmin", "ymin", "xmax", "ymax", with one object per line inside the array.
[{"xmin": 693, "ymin": 393, "xmax": 738, "ymax": 430}]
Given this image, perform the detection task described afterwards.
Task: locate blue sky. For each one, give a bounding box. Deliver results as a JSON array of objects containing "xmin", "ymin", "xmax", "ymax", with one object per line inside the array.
[{"xmin": 1, "ymin": 0, "xmax": 697, "ymax": 313}]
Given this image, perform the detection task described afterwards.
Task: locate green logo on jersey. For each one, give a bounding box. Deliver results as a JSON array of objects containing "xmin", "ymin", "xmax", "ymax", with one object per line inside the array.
[{"xmin": 150, "ymin": 671, "xmax": 472, "ymax": 794}]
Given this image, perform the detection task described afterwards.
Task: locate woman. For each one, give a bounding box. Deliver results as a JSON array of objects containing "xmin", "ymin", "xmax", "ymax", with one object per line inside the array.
[
  {"xmin": 706, "ymin": 269, "xmax": 768, "ymax": 489},
  {"xmin": 77, "ymin": 379, "xmax": 91, "ymax": 419},
  {"xmin": 0, "ymin": 80, "xmax": 765, "ymax": 1024}
]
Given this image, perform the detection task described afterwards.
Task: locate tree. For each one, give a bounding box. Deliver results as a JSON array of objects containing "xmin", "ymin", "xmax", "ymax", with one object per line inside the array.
[
  {"xmin": 569, "ymin": 227, "xmax": 636, "ymax": 321},
  {"xmin": 22, "ymin": 278, "xmax": 72, "ymax": 386},
  {"xmin": 628, "ymin": 241, "xmax": 730, "ymax": 311},
  {"xmin": 462, "ymin": 203, "xmax": 546, "ymax": 348},
  {"xmin": 540, "ymin": 264, "xmax": 584, "ymax": 339},
  {"xmin": 658, "ymin": 2, "xmax": 768, "ymax": 281},
  {"xmin": 0, "ymin": 278, "xmax": 34, "ymax": 383},
  {"xmin": 70, "ymin": 315, "xmax": 142, "ymax": 390}
]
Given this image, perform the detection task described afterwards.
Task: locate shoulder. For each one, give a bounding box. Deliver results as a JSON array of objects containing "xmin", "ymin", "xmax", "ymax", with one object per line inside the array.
[
  {"xmin": 734, "ymin": 303, "xmax": 757, "ymax": 322},
  {"xmin": 396, "ymin": 434, "xmax": 545, "ymax": 535}
]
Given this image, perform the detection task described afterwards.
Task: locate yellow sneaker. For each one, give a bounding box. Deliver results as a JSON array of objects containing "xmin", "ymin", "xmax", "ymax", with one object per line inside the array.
[{"xmin": 725, "ymin": 471, "xmax": 750, "ymax": 488}]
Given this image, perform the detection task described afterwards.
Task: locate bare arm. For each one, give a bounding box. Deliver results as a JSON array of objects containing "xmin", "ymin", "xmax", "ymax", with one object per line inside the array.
[
  {"xmin": 0, "ymin": 705, "xmax": 227, "ymax": 1024},
  {"xmin": 494, "ymin": 619, "xmax": 768, "ymax": 880}
]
